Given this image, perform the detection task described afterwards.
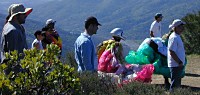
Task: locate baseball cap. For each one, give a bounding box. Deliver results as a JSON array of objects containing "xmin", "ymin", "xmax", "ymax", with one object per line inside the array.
[
  {"xmin": 46, "ymin": 19, "xmax": 56, "ymax": 25},
  {"xmin": 110, "ymin": 28, "xmax": 125, "ymax": 40},
  {"xmin": 169, "ymin": 19, "xmax": 186, "ymax": 29},
  {"xmin": 155, "ymin": 13, "xmax": 163, "ymax": 18},
  {"xmin": 85, "ymin": 16, "xmax": 101, "ymax": 26}
]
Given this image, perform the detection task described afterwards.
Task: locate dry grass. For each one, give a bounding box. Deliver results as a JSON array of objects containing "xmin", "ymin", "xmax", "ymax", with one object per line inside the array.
[{"xmin": 151, "ymin": 54, "xmax": 200, "ymax": 88}]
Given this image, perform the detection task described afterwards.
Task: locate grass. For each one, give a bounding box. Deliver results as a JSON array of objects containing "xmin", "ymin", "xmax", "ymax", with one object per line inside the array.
[{"xmin": 151, "ymin": 54, "xmax": 200, "ymax": 94}]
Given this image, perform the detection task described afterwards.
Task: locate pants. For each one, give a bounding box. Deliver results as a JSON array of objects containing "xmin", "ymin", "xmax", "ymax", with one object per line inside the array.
[{"xmin": 169, "ymin": 66, "xmax": 183, "ymax": 92}]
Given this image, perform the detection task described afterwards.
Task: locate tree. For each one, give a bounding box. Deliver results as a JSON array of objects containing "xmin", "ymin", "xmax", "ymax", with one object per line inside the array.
[{"xmin": 182, "ymin": 11, "xmax": 200, "ymax": 54}]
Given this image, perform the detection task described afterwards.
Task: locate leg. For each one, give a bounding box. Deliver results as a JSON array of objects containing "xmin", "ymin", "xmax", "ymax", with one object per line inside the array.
[
  {"xmin": 169, "ymin": 67, "xmax": 183, "ymax": 92},
  {"xmin": 164, "ymin": 76, "xmax": 170, "ymax": 90}
]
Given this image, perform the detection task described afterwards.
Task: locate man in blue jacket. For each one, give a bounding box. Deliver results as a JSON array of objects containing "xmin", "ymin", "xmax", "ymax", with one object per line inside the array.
[
  {"xmin": 74, "ymin": 16, "xmax": 101, "ymax": 72},
  {"xmin": 1, "ymin": 4, "xmax": 32, "ymax": 63}
]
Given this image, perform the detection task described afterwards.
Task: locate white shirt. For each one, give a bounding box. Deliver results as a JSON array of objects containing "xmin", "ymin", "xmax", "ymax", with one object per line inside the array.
[
  {"xmin": 167, "ymin": 32, "xmax": 185, "ymax": 67},
  {"xmin": 150, "ymin": 21, "xmax": 162, "ymax": 37},
  {"xmin": 31, "ymin": 39, "xmax": 43, "ymax": 50}
]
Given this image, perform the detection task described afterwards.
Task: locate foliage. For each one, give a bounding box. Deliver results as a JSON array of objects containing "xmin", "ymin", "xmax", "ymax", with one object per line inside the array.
[
  {"xmin": 79, "ymin": 72, "xmax": 117, "ymax": 95},
  {"xmin": 182, "ymin": 11, "xmax": 200, "ymax": 54},
  {"xmin": 0, "ymin": 44, "xmax": 80, "ymax": 95},
  {"xmin": 63, "ymin": 51, "xmax": 78, "ymax": 69},
  {"xmin": 78, "ymin": 72, "xmax": 198, "ymax": 95}
]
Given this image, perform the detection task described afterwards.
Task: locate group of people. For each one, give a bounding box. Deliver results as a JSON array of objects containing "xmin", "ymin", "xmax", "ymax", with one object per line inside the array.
[
  {"xmin": 0, "ymin": 3, "xmax": 186, "ymax": 93},
  {"xmin": 0, "ymin": 4, "xmax": 62, "ymax": 64},
  {"xmin": 75, "ymin": 13, "xmax": 186, "ymax": 92},
  {"xmin": 150, "ymin": 13, "xmax": 186, "ymax": 92}
]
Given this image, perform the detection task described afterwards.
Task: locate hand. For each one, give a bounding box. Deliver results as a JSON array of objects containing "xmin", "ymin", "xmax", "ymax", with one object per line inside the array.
[{"xmin": 179, "ymin": 62, "xmax": 183, "ymax": 67}]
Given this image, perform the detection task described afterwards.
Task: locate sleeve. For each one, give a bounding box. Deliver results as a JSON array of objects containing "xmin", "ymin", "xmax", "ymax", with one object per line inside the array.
[
  {"xmin": 150, "ymin": 22, "xmax": 156, "ymax": 32},
  {"xmin": 80, "ymin": 41, "xmax": 93, "ymax": 70},
  {"xmin": 6, "ymin": 30, "xmax": 19, "ymax": 51},
  {"xmin": 168, "ymin": 37, "xmax": 177, "ymax": 52}
]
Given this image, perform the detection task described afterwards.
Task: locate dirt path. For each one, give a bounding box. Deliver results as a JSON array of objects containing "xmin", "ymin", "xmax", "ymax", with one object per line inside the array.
[{"xmin": 151, "ymin": 55, "xmax": 200, "ymax": 89}]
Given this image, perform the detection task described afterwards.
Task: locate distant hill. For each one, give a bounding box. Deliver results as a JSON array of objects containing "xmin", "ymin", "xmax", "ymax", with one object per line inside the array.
[
  {"xmin": 28, "ymin": 0, "xmax": 200, "ymax": 50},
  {"xmin": 0, "ymin": 14, "xmax": 80, "ymax": 55},
  {"xmin": 1, "ymin": 0, "xmax": 200, "ymax": 55},
  {"xmin": 28, "ymin": 0, "xmax": 200, "ymax": 39}
]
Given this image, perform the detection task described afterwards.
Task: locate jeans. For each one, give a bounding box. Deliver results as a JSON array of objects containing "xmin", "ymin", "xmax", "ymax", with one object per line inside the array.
[{"xmin": 169, "ymin": 66, "xmax": 183, "ymax": 92}]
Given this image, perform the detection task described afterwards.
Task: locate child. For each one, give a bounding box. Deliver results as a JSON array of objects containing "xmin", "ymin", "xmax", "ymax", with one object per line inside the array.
[{"xmin": 32, "ymin": 30, "xmax": 44, "ymax": 50}]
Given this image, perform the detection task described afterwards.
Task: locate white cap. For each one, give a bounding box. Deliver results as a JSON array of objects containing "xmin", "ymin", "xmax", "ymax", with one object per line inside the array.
[
  {"xmin": 169, "ymin": 19, "xmax": 186, "ymax": 29},
  {"xmin": 46, "ymin": 19, "xmax": 56, "ymax": 25},
  {"xmin": 110, "ymin": 28, "xmax": 125, "ymax": 40}
]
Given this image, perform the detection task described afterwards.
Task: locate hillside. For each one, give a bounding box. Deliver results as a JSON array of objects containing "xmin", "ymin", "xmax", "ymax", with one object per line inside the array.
[
  {"xmin": 29, "ymin": 0, "xmax": 200, "ymax": 50},
  {"xmin": 28, "ymin": 0, "xmax": 200, "ymax": 39},
  {"xmin": 0, "ymin": 0, "xmax": 200, "ymax": 54},
  {"xmin": 0, "ymin": 14, "xmax": 79, "ymax": 55}
]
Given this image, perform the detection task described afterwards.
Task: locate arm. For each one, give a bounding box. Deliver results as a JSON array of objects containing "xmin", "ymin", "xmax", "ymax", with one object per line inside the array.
[
  {"xmin": 33, "ymin": 42, "xmax": 40, "ymax": 50},
  {"xmin": 169, "ymin": 50, "xmax": 183, "ymax": 67},
  {"xmin": 80, "ymin": 41, "xmax": 93, "ymax": 70},
  {"xmin": 150, "ymin": 22, "xmax": 156, "ymax": 37},
  {"xmin": 150, "ymin": 31, "xmax": 154, "ymax": 37},
  {"xmin": 168, "ymin": 37, "xmax": 183, "ymax": 67}
]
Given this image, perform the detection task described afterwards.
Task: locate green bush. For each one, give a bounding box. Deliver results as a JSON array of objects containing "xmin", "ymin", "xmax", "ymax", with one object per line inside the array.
[
  {"xmin": 0, "ymin": 44, "xmax": 80, "ymax": 95},
  {"xmin": 79, "ymin": 71, "xmax": 117, "ymax": 95},
  {"xmin": 182, "ymin": 11, "xmax": 200, "ymax": 54}
]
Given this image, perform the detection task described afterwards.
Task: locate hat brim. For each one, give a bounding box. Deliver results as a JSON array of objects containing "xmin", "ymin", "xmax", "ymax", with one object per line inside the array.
[
  {"xmin": 97, "ymin": 22, "xmax": 101, "ymax": 26},
  {"xmin": 8, "ymin": 8, "xmax": 33, "ymax": 21},
  {"xmin": 169, "ymin": 22, "xmax": 186, "ymax": 29},
  {"xmin": 120, "ymin": 36, "xmax": 125, "ymax": 40},
  {"xmin": 113, "ymin": 35, "xmax": 125, "ymax": 40}
]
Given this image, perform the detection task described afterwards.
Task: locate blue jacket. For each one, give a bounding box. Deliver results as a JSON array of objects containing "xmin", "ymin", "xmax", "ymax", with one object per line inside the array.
[
  {"xmin": 74, "ymin": 32, "xmax": 97, "ymax": 72},
  {"xmin": 0, "ymin": 21, "xmax": 28, "ymax": 63}
]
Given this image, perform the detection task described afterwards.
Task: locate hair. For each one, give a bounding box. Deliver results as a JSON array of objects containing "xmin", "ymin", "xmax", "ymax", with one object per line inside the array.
[
  {"xmin": 155, "ymin": 16, "xmax": 160, "ymax": 20},
  {"xmin": 42, "ymin": 27, "xmax": 48, "ymax": 31},
  {"xmin": 5, "ymin": 14, "xmax": 11, "ymax": 24},
  {"xmin": 113, "ymin": 36, "xmax": 121, "ymax": 42},
  {"xmin": 34, "ymin": 30, "xmax": 42, "ymax": 38},
  {"xmin": 85, "ymin": 22, "xmax": 95, "ymax": 29}
]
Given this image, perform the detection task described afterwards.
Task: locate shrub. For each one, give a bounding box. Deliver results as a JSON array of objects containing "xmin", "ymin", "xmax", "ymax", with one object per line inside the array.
[
  {"xmin": 182, "ymin": 11, "xmax": 200, "ymax": 54},
  {"xmin": 0, "ymin": 44, "xmax": 80, "ymax": 95},
  {"xmin": 79, "ymin": 71, "xmax": 117, "ymax": 95}
]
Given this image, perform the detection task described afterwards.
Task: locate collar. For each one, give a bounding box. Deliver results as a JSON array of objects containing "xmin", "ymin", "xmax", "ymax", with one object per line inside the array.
[{"xmin": 82, "ymin": 32, "xmax": 91, "ymax": 38}]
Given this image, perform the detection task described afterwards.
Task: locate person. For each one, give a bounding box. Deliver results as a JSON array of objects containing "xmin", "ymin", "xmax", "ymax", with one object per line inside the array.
[
  {"xmin": 0, "ymin": 4, "xmax": 32, "ymax": 63},
  {"xmin": 149, "ymin": 13, "xmax": 171, "ymax": 88},
  {"xmin": 41, "ymin": 19, "xmax": 62, "ymax": 50},
  {"xmin": 74, "ymin": 16, "xmax": 101, "ymax": 72},
  {"xmin": 150, "ymin": 13, "xmax": 163, "ymax": 37},
  {"xmin": 97, "ymin": 28, "xmax": 125, "ymax": 73},
  {"xmin": 31, "ymin": 30, "xmax": 44, "ymax": 50},
  {"xmin": 167, "ymin": 19, "xmax": 186, "ymax": 92}
]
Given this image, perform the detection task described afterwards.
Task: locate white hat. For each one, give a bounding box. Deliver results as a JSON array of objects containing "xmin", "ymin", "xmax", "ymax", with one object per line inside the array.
[
  {"xmin": 8, "ymin": 4, "xmax": 32, "ymax": 21},
  {"xmin": 8, "ymin": 4, "xmax": 15, "ymax": 14},
  {"xmin": 110, "ymin": 28, "xmax": 125, "ymax": 40},
  {"xmin": 46, "ymin": 19, "xmax": 56, "ymax": 25},
  {"xmin": 169, "ymin": 19, "xmax": 186, "ymax": 29}
]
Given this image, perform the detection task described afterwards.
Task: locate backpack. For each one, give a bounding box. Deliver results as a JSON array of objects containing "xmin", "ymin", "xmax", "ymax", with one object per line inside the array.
[{"xmin": 96, "ymin": 39, "xmax": 115, "ymax": 60}]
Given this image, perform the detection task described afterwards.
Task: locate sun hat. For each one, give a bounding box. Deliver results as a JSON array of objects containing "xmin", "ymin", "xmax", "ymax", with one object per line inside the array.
[
  {"xmin": 46, "ymin": 19, "xmax": 56, "ymax": 25},
  {"xmin": 8, "ymin": 4, "xmax": 15, "ymax": 15},
  {"xmin": 8, "ymin": 4, "xmax": 32, "ymax": 21},
  {"xmin": 110, "ymin": 28, "xmax": 125, "ymax": 40},
  {"xmin": 169, "ymin": 19, "xmax": 186, "ymax": 29}
]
